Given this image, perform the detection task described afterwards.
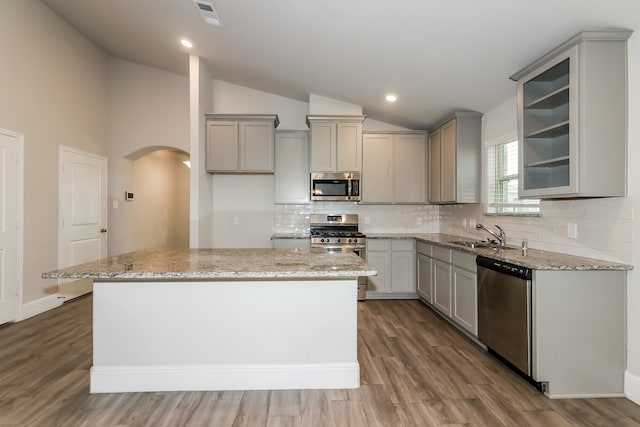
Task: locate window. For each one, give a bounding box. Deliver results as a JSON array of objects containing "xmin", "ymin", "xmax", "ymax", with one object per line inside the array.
[{"xmin": 487, "ymin": 140, "xmax": 540, "ymax": 215}]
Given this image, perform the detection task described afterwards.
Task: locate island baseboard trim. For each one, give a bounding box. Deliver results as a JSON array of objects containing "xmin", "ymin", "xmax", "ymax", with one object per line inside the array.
[{"xmin": 90, "ymin": 363, "xmax": 360, "ymax": 393}]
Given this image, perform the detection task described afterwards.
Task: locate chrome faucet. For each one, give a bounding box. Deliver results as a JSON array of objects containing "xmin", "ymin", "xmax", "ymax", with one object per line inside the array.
[{"xmin": 476, "ymin": 224, "xmax": 506, "ymax": 248}]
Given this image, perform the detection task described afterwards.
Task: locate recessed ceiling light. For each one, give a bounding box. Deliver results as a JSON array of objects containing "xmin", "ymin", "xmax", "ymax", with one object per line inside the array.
[
  {"xmin": 180, "ymin": 39, "xmax": 193, "ymax": 48},
  {"xmin": 385, "ymin": 94, "xmax": 397, "ymax": 102}
]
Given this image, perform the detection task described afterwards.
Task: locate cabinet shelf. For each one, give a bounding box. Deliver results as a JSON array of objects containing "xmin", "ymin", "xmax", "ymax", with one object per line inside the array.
[
  {"xmin": 525, "ymin": 85, "xmax": 569, "ymax": 109},
  {"xmin": 525, "ymin": 156, "xmax": 570, "ymax": 168},
  {"xmin": 525, "ymin": 120, "xmax": 569, "ymax": 139}
]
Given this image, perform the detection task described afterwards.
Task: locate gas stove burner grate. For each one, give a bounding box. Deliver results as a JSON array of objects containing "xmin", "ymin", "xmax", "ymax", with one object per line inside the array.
[{"xmin": 310, "ymin": 230, "xmax": 366, "ymax": 238}]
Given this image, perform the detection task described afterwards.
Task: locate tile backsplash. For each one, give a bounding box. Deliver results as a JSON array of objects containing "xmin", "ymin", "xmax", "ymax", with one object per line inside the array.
[
  {"xmin": 276, "ymin": 197, "xmax": 633, "ymax": 264},
  {"xmin": 275, "ymin": 203, "xmax": 439, "ymax": 234},
  {"xmin": 439, "ymin": 197, "xmax": 634, "ymax": 264}
]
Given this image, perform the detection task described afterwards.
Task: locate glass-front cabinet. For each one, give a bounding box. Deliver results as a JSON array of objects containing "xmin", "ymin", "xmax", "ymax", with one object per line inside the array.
[
  {"xmin": 512, "ymin": 30, "xmax": 631, "ymax": 198},
  {"xmin": 520, "ymin": 50, "xmax": 574, "ymax": 194}
]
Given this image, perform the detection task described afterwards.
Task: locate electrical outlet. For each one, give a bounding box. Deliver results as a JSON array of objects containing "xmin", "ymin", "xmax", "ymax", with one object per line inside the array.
[
  {"xmin": 417, "ymin": 217, "xmax": 423, "ymax": 226},
  {"xmin": 469, "ymin": 218, "xmax": 477, "ymax": 228},
  {"xmin": 364, "ymin": 217, "xmax": 370, "ymax": 225},
  {"xmin": 567, "ymin": 223, "xmax": 578, "ymax": 239},
  {"xmin": 462, "ymin": 218, "xmax": 467, "ymax": 228},
  {"xmin": 233, "ymin": 216, "xmax": 240, "ymax": 225}
]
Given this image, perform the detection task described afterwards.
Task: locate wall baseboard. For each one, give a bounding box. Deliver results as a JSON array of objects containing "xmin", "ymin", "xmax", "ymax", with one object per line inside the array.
[
  {"xmin": 20, "ymin": 294, "xmax": 62, "ymax": 321},
  {"xmin": 625, "ymin": 370, "xmax": 640, "ymax": 405},
  {"xmin": 90, "ymin": 363, "xmax": 360, "ymax": 393}
]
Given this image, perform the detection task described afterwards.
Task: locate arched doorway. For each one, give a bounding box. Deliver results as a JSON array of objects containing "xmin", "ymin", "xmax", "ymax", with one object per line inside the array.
[{"xmin": 130, "ymin": 148, "xmax": 190, "ymax": 249}]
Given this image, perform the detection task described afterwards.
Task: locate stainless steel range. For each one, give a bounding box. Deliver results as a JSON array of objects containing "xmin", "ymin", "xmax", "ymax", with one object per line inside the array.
[{"xmin": 310, "ymin": 214, "xmax": 367, "ymax": 300}]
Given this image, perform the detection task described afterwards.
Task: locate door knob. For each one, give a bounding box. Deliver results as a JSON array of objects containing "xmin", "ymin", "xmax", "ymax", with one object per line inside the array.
[{"xmin": 100, "ymin": 228, "xmax": 108, "ymax": 233}]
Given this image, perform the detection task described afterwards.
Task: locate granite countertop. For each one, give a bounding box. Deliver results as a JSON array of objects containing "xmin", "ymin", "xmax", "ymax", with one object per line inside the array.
[
  {"xmin": 42, "ymin": 248, "xmax": 378, "ymax": 281},
  {"xmin": 367, "ymin": 233, "xmax": 632, "ymax": 271}
]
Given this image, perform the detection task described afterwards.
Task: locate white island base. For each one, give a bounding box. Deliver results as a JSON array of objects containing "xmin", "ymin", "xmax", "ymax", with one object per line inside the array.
[{"xmin": 91, "ymin": 279, "xmax": 359, "ymax": 393}]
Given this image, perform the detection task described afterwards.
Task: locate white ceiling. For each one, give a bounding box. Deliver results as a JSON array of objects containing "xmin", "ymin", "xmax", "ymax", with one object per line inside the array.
[{"xmin": 41, "ymin": 0, "xmax": 640, "ymax": 129}]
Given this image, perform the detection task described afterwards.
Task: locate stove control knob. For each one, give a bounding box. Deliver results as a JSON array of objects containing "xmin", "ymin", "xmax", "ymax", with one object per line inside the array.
[
  {"xmin": 320, "ymin": 238, "xmax": 325, "ymax": 243},
  {"xmin": 337, "ymin": 239, "xmax": 341, "ymax": 243},
  {"xmin": 348, "ymin": 238, "xmax": 353, "ymax": 243}
]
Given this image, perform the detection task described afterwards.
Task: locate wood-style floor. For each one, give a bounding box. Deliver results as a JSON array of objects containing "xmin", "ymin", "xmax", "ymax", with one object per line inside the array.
[{"xmin": 1, "ymin": 295, "xmax": 639, "ymax": 426}]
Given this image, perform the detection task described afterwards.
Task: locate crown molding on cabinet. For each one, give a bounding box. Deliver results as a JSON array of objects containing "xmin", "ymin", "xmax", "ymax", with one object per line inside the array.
[{"xmin": 509, "ymin": 29, "xmax": 633, "ymax": 81}]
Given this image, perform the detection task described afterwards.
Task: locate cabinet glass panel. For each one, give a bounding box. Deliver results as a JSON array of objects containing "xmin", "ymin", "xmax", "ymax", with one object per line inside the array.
[{"xmin": 522, "ymin": 58, "xmax": 570, "ymax": 191}]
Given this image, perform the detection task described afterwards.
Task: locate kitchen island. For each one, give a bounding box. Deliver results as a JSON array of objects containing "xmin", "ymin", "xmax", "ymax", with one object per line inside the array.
[{"xmin": 43, "ymin": 248, "xmax": 377, "ymax": 393}]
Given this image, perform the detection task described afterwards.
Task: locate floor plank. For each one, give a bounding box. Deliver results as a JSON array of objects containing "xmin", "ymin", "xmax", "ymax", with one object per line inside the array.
[{"xmin": 0, "ymin": 295, "xmax": 638, "ymax": 426}]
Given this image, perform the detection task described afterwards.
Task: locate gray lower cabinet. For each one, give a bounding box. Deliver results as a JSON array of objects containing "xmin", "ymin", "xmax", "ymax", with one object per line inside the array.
[
  {"xmin": 451, "ymin": 251, "xmax": 477, "ymax": 335},
  {"xmin": 415, "ymin": 240, "xmax": 625, "ymax": 397},
  {"xmin": 366, "ymin": 247, "xmax": 391, "ymax": 293},
  {"xmin": 424, "ymin": 245, "xmax": 477, "ymax": 337},
  {"xmin": 432, "ymin": 246, "xmax": 452, "ymax": 315},
  {"xmin": 416, "ymin": 241, "xmax": 433, "ymax": 302},
  {"xmin": 532, "ymin": 269, "xmax": 625, "ymax": 397},
  {"xmin": 366, "ymin": 239, "xmax": 417, "ymax": 298}
]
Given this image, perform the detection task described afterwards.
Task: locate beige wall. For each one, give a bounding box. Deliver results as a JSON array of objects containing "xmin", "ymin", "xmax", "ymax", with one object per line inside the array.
[
  {"xmin": 133, "ymin": 150, "xmax": 190, "ymax": 249},
  {"xmin": 213, "ymin": 81, "xmax": 309, "ymax": 130},
  {"xmin": 107, "ymin": 58, "xmax": 190, "ymax": 256},
  {"xmin": 0, "ymin": 0, "xmax": 108, "ymax": 303}
]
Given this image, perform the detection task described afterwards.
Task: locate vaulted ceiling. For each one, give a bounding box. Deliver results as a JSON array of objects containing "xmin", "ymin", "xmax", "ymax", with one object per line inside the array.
[{"xmin": 42, "ymin": 0, "xmax": 640, "ymax": 129}]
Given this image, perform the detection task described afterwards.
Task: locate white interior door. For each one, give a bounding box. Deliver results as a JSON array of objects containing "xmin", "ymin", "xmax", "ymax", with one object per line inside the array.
[
  {"xmin": 0, "ymin": 131, "xmax": 21, "ymax": 324},
  {"xmin": 59, "ymin": 146, "xmax": 107, "ymax": 300}
]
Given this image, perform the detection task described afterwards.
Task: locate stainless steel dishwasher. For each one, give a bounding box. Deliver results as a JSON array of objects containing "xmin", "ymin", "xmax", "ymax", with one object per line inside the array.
[{"xmin": 477, "ymin": 256, "xmax": 533, "ymax": 377}]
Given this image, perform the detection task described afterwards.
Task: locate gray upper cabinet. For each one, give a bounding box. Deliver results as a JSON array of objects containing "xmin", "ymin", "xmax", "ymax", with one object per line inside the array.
[
  {"xmin": 205, "ymin": 114, "xmax": 279, "ymax": 173},
  {"xmin": 428, "ymin": 112, "xmax": 482, "ymax": 204},
  {"xmin": 307, "ymin": 115, "xmax": 366, "ymax": 172},
  {"xmin": 274, "ymin": 130, "xmax": 309, "ymax": 204},
  {"xmin": 362, "ymin": 132, "xmax": 427, "ymax": 204},
  {"xmin": 511, "ymin": 30, "xmax": 632, "ymax": 198}
]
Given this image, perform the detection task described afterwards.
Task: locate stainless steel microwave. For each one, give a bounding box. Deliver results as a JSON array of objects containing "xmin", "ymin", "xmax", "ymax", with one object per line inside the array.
[{"xmin": 310, "ymin": 172, "xmax": 361, "ymax": 201}]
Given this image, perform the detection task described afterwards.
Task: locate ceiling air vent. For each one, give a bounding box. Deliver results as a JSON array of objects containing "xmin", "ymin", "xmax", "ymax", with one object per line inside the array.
[{"xmin": 193, "ymin": 0, "xmax": 223, "ymax": 27}]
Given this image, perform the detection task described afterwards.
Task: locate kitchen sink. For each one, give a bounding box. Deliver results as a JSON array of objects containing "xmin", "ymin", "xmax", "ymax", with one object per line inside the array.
[
  {"xmin": 448, "ymin": 240, "xmax": 518, "ymax": 250},
  {"xmin": 449, "ymin": 240, "xmax": 493, "ymax": 248}
]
